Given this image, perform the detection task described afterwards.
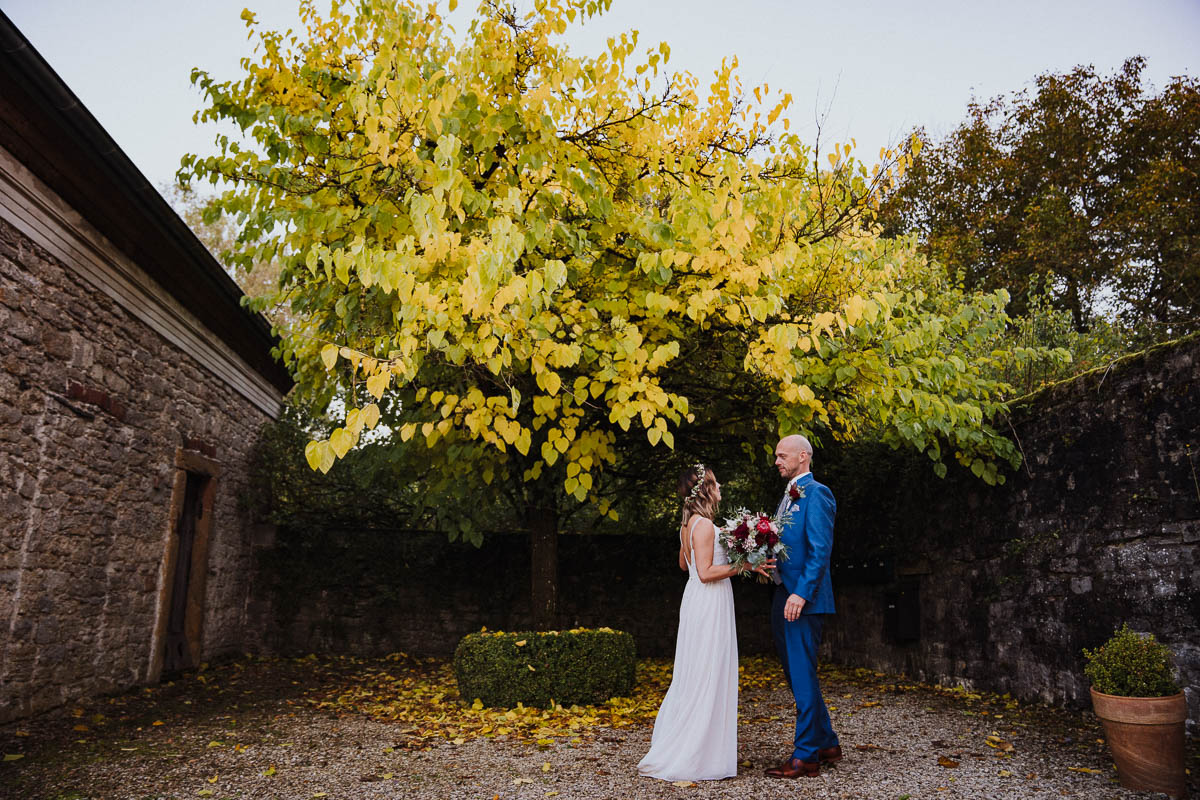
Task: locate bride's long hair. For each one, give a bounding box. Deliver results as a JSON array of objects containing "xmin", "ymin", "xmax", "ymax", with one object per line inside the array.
[{"xmin": 678, "ymin": 464, "xmax": 719, "ymax": 522}]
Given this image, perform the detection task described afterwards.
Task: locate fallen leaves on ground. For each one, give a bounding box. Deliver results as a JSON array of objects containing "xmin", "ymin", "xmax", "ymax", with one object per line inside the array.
[
  {"xmin": 309, "ymin": 654, "xmax": 786, "ymax": 750},
  {"xmin": 823, "ymin": 665, "xmax": 1024, "ymax": 719},
  {"xmin": 986, "ymin": 733, "xmax": 1014, "ymax": 753}
]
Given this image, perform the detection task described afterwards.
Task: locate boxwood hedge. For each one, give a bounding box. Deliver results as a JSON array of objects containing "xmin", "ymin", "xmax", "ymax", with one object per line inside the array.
[{"xmin": 453, "ymin": 627, "xmax": 636, "ymax": 708}]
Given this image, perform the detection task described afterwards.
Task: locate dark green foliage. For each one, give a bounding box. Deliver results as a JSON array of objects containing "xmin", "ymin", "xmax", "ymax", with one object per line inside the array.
[
  {"xmin": 1083, "ymin": 624, "xmax": 1180, "ymax": 697},
  {"xmin": 453, "ymin": 628, "xmax": 636, "ymax": 708},
  {"xmin": 880, "ymin": 57, "xmax": 1200, "ymax": 345},
  {"xmin": 245, "ymin": 401, "xmax": 432, "ymax": 531},
  {"xmin": 985, "ymin": 277, "xmax": 1126, "ymax": 396}
]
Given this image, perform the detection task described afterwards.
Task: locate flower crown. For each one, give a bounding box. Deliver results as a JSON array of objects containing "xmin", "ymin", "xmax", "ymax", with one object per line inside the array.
[{"xmin": 687, "ymin": 463, "xmax": 706, "ymax": 501}]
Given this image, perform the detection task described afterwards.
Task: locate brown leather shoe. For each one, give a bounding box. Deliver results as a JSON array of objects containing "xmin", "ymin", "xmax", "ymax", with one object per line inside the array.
[
  {"xmin": 818, "ymin": 745, "xmax": 843, "ymax": 764},
  {"xmin": 764, "ymin": 757, "xmax": 820, "ymax": 778}
]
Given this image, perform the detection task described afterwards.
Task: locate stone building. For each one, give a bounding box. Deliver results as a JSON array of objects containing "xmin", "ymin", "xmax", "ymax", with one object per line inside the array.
[{"xmin": 0, "ymin": 16, "xmax": 292, "ymax": 722}]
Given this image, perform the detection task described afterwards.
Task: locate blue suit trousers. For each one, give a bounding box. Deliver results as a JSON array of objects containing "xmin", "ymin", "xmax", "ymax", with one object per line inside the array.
[{"xmin": 771, "ymin": 586, "xmax": 838, "ymax": 762}]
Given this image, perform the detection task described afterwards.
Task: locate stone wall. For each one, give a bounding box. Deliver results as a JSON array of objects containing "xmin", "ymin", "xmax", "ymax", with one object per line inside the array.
[
  {"xmin": 0, "ymin": 216, "xmax": 274, "ymax": 722},
  {"xmin": 251, "ymin": 529, "xmax": 776, "ymax": 660},
  {"xmin": 821, "ymin": 337, "xmax": 1199, "ymax": 733}
]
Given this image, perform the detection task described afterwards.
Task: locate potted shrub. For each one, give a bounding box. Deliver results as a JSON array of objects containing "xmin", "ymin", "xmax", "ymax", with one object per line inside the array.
[{"xmin": 1083, "ymin": 624, "xmax": 1187, "ymax": 798}]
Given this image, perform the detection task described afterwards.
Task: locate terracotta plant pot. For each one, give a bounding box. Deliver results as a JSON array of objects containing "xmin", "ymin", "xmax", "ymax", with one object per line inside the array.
[{"xmin": 1090, "ymin": 687, "xmax": 1187, "ymax": 798}]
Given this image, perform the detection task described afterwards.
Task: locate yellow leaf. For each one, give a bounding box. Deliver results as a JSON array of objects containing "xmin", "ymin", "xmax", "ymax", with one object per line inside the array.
[
  {"xmin": 937, "ymin": 756, "xmax": 959, "ymax": 768},
  {"xmin": 151, "ymin": 720, "xmax": 164, "ymax": 726},
  {"xmin": 671, "ymin": 780, "xmax": 697, "ymax": 787},
  {"xmin": 330, "ymin": 428, "xmax": 353, "ymax": 458},
  {"xmin": 366, "ymin": 371, "xmax": 389, "ymax": 399},
  {"xmin": 304, "ymin": 440, "xmax": 323, "ymax": 471},
  {"xmin": 542, "ymin": 762, "xmax": 552, "ymax": 772},
  {"xmin": 262, "ymin": 765, "xmax": 277, "ymax": 777},
  {"xmin": 845, "ymin": 294, "xmax": 865, "ymax": 326},
  {"xmin": 207, "ymin": 773, "xmax": 219, "ymax": 783},
  {"xmin": 361, "ymin": 403, "xmax": 381, "ymax": 429},
  {"xmin": 1067, "ymin": 766, "xmax": 1102, "ymax": 774},
  {"xmin": 320, "ymin": 344, "xmax": 338, "ymax": 371}
]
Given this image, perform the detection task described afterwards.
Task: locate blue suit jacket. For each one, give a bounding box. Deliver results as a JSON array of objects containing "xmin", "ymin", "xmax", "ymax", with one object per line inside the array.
[{"xmin": 778, "ymin": 473, "xmax": 836, "ymax": 615}]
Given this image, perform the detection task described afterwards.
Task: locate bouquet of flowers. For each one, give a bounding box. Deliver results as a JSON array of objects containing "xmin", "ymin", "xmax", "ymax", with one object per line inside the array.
[{"xmin": 718, "ymin": 508, "xmax": 789, "ymax": 582}]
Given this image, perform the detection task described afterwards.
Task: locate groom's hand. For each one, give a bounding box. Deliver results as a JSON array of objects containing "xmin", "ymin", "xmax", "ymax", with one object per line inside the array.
[{"xmin": 784, "ymin": 593, "xmax": 806, "ymax": 622}]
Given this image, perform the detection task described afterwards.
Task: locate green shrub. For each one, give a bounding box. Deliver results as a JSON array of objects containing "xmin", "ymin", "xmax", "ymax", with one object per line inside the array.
[
  {"xmin": 453, "ymin": 627, "xmax": 636, "ymax": 708},
  {"xmin": 1083, "ymin": 624, "xmax": 1180, "ymax": 697}
]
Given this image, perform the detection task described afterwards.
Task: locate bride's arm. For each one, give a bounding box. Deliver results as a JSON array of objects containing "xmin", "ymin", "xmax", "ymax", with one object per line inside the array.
[{"xmin": 690, "ymin": 518, "xmax": 745, "ymax": 583}]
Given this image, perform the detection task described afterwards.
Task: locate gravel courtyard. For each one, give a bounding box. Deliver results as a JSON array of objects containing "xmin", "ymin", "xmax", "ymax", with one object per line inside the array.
[{"xmin": 2, "ymin": 654, "xmax": 1194, "ymax": 800}]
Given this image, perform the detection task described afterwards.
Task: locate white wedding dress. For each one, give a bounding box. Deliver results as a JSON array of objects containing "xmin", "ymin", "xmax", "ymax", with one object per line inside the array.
[{"xmin": 637, "ymin": 515, "xmax": 739, "ymax": 781}]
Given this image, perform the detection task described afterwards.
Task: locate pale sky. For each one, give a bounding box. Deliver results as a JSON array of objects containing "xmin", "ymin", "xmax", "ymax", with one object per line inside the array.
[{"xmin": 4, "ymin": 0, "xmax": 1198, "ymax": 192}]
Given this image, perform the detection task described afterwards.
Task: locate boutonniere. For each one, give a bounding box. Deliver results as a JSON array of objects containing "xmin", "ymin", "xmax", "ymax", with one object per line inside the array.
[{"xmin": 788, "ymin": 484, "xmax": 805, "ymax": 501}]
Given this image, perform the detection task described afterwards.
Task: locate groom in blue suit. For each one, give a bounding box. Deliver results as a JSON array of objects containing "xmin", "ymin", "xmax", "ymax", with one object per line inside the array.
[{"xmin": 765, "ymin": 434, "xmax": 842, "ymax": 779}]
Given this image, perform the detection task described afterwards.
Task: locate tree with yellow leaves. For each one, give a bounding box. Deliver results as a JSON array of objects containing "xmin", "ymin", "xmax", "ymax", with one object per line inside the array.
[{"xmin": 182, "ymin": 0, "xmax": 1060, "ymax": 627}]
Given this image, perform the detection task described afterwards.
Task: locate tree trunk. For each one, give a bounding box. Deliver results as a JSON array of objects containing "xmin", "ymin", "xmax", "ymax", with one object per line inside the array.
[{"xmin": 529, "ymin": 505, "xmax": 558, "ymax": 631}]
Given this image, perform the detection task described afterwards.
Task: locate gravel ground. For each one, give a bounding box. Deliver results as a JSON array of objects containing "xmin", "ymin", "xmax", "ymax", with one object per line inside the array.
[{"xmin": 2, "ymin": 655, "xmax": 1194, "ymax": 800}]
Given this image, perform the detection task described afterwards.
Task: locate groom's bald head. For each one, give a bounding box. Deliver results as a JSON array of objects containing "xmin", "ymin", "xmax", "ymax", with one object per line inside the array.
[
  {"xmin": 775, "ymin": 434, "xmax": 813, "ymax": 480},
  {"xmin": 778, "ymin": 434, "xmax": 812, "ymax": 456}
]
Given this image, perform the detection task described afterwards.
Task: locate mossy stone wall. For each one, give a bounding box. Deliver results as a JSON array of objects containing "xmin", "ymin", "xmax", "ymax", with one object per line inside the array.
[{"xmin": 823, "ymin": 336, "xmax": 1199, "ymax": 734}]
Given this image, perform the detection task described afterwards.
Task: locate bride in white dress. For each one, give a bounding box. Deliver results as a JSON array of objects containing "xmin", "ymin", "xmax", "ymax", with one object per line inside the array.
[{"xmin": 638, "ymin": 464, "xmax": 774, "ymax": 782}]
